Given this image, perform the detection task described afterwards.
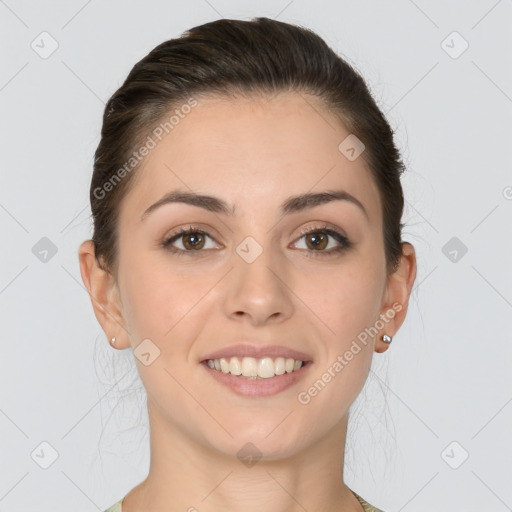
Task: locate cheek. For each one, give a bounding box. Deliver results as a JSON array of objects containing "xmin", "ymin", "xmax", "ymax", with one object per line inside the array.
[
  {"xmin": 295, "ymin": 270, "xmax": 383, "ymax": 424},
  {"xmin": 118, "ymin": 250, "xmax": 215, "ymax": 352},
  {"xmin": 117, "ymin": 248, "xmax": 179, "ymax": 341},
  {"xmin": 299, "ymin": 260, "xmax": 384, "ymax": 341}
]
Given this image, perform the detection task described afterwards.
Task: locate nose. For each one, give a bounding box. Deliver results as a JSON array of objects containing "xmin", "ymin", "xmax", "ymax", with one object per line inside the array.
[{"xmin": 222, "ymin": 241, "xmax": 294, "ymax": 326}]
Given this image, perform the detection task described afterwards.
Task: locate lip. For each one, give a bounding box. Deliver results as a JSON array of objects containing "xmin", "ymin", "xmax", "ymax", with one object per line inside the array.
[
  {"xmin": 201, "ymin": 343, "xmax": 313, "ymax": 363},
  {"xmin": 201, "ymin": 360, "xmax": 313, "ymax": 397}
]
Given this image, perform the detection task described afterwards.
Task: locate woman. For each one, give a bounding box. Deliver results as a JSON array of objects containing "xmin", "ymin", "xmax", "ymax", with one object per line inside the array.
[{"xmin": 79, "ymin": 17, "xmax": 416, "ymax": 512}]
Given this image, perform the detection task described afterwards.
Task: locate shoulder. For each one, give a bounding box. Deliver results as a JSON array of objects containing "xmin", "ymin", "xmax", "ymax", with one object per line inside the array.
[
  {"xmin": 351, "ymin": 490, "xmax": 387, "ymax": 512},
  {"xmin": 103, "ymin": 499, "xmax": 123, "ymax": 512}
]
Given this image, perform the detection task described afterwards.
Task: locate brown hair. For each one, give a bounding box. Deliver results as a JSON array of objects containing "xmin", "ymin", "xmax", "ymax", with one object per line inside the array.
[{"xmin": 90, "ymin": 17, "xmax": 406, "ymax": 276}]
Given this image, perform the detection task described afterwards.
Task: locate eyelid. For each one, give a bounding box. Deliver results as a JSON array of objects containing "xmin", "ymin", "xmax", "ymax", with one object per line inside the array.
[
  {"xmin": 295, "ymin": 221, "xmax": 348, "ymax": 240},
  {"xmin": 162, "ymin": 225, "xmax": 220, "ymax": 254},
  {"xmin": 162, "ymin": 223, "xmax": 352, "ymax": 256},
  {"xmin": 291, "ymin": 224, "xmax": 352, "ymax": 255}
]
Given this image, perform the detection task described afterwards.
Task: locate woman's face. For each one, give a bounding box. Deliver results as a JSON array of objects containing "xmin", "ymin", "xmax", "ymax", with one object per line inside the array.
[{"xmin": 110, "ymin": 92, "xmax": 401, "ymax": 459}]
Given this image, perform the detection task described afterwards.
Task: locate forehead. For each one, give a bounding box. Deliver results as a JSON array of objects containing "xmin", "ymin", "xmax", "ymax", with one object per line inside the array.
[{"xmin": 120, "ymin": 92, "xmax": 381, "ymax": 223}]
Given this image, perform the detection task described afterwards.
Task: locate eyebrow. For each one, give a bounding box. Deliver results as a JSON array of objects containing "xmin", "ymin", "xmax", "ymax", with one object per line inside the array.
[{"xmin": 140, "ymin": 189, "xmax": 369, "ymax": 222}]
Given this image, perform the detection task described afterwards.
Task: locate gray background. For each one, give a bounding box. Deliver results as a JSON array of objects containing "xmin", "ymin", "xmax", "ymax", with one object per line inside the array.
[{"xmin": 1, "ymin": 1, "xmax": 511, "ymax": 510}]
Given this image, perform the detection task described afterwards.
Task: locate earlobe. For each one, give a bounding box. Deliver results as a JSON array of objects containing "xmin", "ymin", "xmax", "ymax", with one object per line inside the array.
[
  {"xmin": 375, "ymin": 242, "xmax": 417, "ymax": 353},
  {"xmin": 78, "ymin": 240, "xmax": 130, "ymax": 348}
]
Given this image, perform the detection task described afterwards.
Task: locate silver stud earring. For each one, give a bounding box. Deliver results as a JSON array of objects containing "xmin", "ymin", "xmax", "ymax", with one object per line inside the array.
[
  {"xmin": 382, "ymin": 334, "xmax": 392, "ymax": 343},
  {"xmin": 111, "ymin": 336, "xmax": 116, "ymax": 345}
]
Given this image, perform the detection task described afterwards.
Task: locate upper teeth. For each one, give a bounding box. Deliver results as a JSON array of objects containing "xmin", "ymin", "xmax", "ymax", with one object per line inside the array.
[{"xmin": 206, "ymin": 356, "xmax": 304, "ymax": 378}]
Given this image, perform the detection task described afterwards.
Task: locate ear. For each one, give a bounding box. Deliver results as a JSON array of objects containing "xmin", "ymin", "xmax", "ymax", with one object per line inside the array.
[
  {"xmin": 78, "ymin": 240, "xmax": 131, "ymax": 349},
  {"xmin": 375, "ymin": 242, "xmax": 417, "ymax": 353}
]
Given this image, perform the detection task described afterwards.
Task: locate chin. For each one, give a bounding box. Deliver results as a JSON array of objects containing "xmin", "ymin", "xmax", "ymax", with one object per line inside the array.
[{"xmin": 206, "ymin": 420, "xmax": 309, "ymax": 462}]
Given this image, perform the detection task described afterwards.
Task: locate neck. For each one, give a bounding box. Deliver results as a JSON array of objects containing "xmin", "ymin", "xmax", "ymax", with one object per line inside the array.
[{"xmin": 122, "ymin": 400, "xmax": 364, "ymax": 512}]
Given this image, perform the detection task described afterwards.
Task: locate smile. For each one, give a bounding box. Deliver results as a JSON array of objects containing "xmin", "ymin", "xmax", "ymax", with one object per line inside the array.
[
  {"xmin": 205, "ymin": 356, "xmax": 305, "ymax": 378},
  {"xmin": 201, "ymin": 357, "xmax": 313, "ymax": 397}
]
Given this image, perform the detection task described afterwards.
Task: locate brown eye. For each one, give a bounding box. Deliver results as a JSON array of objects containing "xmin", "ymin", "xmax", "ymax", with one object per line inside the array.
[
  {"xmin": 304, "ymin": 232, "xmax": 329, "ymax": 251},
  {"xmin": 181, "ymin": 232, "xmax": 206, "ymax": 250},
  {"xmin": 293, "ymin": 226, "xmax": 352, "ymax": 256},
  {"xmin": 162, "ymin": 227, "xmax": 219, "ymax": 255}
]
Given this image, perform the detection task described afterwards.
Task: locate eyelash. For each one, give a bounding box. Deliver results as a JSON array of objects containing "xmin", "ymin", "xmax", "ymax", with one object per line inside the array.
[{"xmin": 162, "ymin": 225, "xmax": 352, "ymax": 258}]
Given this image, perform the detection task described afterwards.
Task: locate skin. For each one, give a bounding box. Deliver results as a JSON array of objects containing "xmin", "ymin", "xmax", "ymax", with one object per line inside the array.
[{"xmin": 79, "ymin": 91, "xmax": 416, "ymax": 512}]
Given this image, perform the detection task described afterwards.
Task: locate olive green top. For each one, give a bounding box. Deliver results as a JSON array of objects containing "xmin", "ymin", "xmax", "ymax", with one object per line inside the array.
[{"xmin": 103, "ymin": 489, "xmax": 385, "ymax": 511}]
